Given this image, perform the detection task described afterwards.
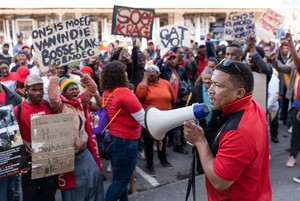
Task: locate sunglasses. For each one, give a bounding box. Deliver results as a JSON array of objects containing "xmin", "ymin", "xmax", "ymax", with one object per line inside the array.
[
  {"xmin": 220, "ymin": 59, "xmax": 246, "ymax": 89},
  {"xmin": 221, "ymin": 59, "xmax": 243, "ymax": 75}
]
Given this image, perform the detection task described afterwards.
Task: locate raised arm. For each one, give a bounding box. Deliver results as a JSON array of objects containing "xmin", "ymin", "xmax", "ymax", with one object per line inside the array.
[
  {"xmin": 48, "ymin": 75, "xmax": 63, "ymax": 114},
  {"xmin": 286, "ymin": 33, "xmax": 300, "ymax": 72}
]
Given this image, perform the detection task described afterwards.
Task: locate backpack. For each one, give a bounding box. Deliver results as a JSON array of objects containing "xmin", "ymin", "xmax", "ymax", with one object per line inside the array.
[{"xmin": 92, "ymin": 89, "xmax": 121, "ymax": 136}]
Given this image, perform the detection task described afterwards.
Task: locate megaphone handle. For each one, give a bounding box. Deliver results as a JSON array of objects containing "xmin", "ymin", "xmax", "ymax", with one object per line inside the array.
[
  {"xmin": 187, "ymin": 141, "xmax": 195, "ymax": 147},
  {"xmin": 186, "ymin": 120, "xmax": 197, "ymax": 147}
]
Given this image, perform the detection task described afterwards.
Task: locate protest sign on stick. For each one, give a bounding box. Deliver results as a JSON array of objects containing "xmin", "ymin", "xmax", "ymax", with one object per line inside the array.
[
  {"xmin": 111, "ymin": 5, "xmax": 155, "ymax": 38},
  {"xmin": 32, "ymin": 16, "xmax": 99, "ymax": 72},
  {"xmin": 224, "ymin": 12, "xmax": 256, "ymax": 41},
  {"xmin": 31, "ymin": 113, "xmax": 74, "ymax": 179},
  {"xmin": 0, "ymin": 105, "xmax": 27, "ymax": 178},
  {"xmin": 255, "ymin": 8, "xmax": 285, "ymax": 42},
  {"xmin": 155, "ymin": 25, "xmax": 190, "ymax": 55}
]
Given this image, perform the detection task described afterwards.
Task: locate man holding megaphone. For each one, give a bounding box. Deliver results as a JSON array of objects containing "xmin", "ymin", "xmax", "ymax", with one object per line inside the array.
[{"xmin": 183, "ymin": 60, "xmax": 272, "ymax": 200}]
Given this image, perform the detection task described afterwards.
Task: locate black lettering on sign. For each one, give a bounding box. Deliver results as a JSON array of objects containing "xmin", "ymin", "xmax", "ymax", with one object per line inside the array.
[{"xmin": 160, "ymin": 26, "xmax": 188, "ymax": 48}]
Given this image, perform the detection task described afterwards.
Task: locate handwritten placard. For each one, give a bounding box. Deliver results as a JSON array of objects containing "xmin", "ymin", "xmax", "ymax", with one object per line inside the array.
[
  {"xmin": 156, "ymin": 25, "xmax": 190, "ymax": 55},
  {"xmin": 31, "ymin": 113, "xmax": 74, "ymax": 179},
  {"xmin": 0, "ymin": 105, "xmax": 27, "ymax": 178},
  {"xmin": 224, "ymin": 12, "xmax": 255, "ymax": 41},
  {"xmin": 32, "ymin": 16, "xmax": 99, "ymax": 72},
  {"xmin": 255, "ymin": 8, "xmax": 285, "ymax": 41},
  {"xmin": 111, "ymin": 5, "xmax": 155, "ymax": 38}
]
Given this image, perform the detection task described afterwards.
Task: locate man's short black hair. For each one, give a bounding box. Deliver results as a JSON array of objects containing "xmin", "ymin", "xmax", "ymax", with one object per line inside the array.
[
  {"xmin": 216, "ymin": 60, "xmax": 254, "ymax": 93},
  {"xmin": 216, "ymin": 45, "xmax": 227, "ymax": 55},
  {"xmin": 0, "ymin": 60, "xmax": 9, "ymax": 66},
  {"xmin": 227, "ymin": 43, "xmax": 242, "ymax": 53},
  {"xmin": 208, "ymin": 57, "xmax": 218, "ymax": 65},
  {"xmin": 227, "ymin": 43, "xmax": 242, "ymax": 49}
]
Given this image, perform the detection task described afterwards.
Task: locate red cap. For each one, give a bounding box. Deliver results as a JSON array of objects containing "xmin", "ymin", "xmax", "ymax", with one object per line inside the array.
[
  {"xmin": 16, "ymin": 66, "xmax": 30, "ymax": 83},
  {"xmin": 281, "ymin": 41, "xmax": 289, "ymax": 48},
  {"xmin": 80, "ymin": 66, "xmax": 94, "ymax": 78},
  {"xmin": 21, "ymin": 45, "xmax": 30, "ymax": 50},
  {"xmin": 166, "ymin": 53, "xmax": 177, "ymax": 60},
  {"xmin": 147, "ymin": 40, "xmax": 154, "ymax": 45}
]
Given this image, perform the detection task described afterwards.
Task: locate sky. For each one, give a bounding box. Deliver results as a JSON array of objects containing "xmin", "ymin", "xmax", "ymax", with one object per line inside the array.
[{"xmin": 1, "ymin": 0, "xmax": 299, "ymax": 10}]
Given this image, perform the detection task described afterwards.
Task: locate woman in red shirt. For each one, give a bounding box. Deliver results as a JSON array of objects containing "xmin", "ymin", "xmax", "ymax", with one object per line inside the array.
[{"xmin": 101, "ymin": 61, "xmax": 145, "ymax": 201}]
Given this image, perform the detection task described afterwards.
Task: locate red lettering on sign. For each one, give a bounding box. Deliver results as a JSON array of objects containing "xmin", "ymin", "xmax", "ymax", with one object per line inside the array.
[
  {"xmin": 117, "ymin": 8, "xmax": 130, "ymax": 23},
  {"xmin": 114, "ymin": 6, "xmax": 153, "ymax": 37},
  {"xmin": 114, "ymin": 24, "xmax": 125, "ymax": 35}
]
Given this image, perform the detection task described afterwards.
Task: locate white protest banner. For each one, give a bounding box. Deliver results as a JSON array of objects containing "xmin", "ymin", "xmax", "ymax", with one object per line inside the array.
[
  {"xmin": 156, "ymin": 25, "xmax": 190, "ymax": 55},
  {"xmin": 32, "ymin": 16, "xmax": 99, "ymax": 72},
  {"xmin": 31, "ymin": 113, "xmax": 74, "ymax": 179},
  {"xmin": 0, "ymin": 105, "xmax": 27, "ymax": 178},
  {"xmin": 112, "ymin": 5, "xmax": 155, "ymax": 38},
  {"xmin": 224, "ymin": 12, "xmax": 255, "ymax": 41},
  {"xmin": 253, "ymin": 72, "xmax": 267, "ymax": 112},
  {"xmin": 255, "ymin": 8, "xmax": 285, "ymax": 42}
]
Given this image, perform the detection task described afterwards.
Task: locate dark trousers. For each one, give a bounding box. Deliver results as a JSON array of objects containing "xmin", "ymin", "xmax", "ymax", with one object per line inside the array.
[
  {"xmin": 22, "ymin": 169, "xmax": 58, "ymax": 201},
  {"xmin": 280, "ymin": 95, "xmax": 289, "ymax": 124},
  {"xmin": 290, "ymin": 108, "xmax": 300, "ymax": 158},
  {"xmin": 0, "ymin": 175, "xmax": 15, "ymax": 201},
  {"xmin": 143, "ymin": 128, "xmax": 167, "ymax": 167},
  {"xmin": 270, "ymin": 111, "xmax": 279, "ymax": 138}
]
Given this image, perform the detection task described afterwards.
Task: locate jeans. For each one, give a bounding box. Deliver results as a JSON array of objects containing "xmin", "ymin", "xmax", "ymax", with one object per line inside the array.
[
  {"xmin": 22, "ymin": 169, "xmax": 58, "ymax": 201},
  {"xmin": 105, "ymin": 135, "xmax": 138, "ymax": 201},
  {"xmin": 0, "ymin": 175, "xmax": 15, "ymax": 201}
]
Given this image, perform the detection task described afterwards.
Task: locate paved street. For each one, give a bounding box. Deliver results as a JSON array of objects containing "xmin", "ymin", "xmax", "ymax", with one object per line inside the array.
[{"xmin": 54, "ymin": 121, "xmax": 300, "ymax": 201}]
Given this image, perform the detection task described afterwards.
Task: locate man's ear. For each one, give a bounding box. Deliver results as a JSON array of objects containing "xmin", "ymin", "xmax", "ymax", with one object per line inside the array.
[{"xmin": 236, "ymin": 88, "xmax": 246, "ymax": 99}]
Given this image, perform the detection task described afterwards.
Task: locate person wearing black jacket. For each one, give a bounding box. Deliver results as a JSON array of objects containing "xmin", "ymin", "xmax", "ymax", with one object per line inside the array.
[
  {"xmin": 160, "ymin": 53, "xmax": 189, "ymax": 154},
  {"xmin": 186, "ymin": 67, "xmax": 221, "ymax": 173}
]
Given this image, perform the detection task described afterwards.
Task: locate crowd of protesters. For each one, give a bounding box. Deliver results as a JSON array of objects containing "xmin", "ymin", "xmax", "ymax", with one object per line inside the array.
[{"xmin": 0, "ymin": 28, "xmax": 299, "ymax": 201}]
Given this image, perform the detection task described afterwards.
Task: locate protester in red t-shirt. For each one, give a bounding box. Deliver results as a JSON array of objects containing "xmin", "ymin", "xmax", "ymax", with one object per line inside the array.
[
  {"xmin": 13, "ymin": 74, "xmax": 58, "ymax": 201},
  {"xmin": 101, "ymin": 61, "xmax": 145, "ymax": 201},
  {"xmin": 183, "ymin": 60, "xmax": 272, "ymax": 200}
]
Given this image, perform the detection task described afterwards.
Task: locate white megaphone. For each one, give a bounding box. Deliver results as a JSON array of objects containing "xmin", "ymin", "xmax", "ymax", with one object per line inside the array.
[{"xmin": 145, "ymin": 103, "xmax": 209, "ymax": 141}]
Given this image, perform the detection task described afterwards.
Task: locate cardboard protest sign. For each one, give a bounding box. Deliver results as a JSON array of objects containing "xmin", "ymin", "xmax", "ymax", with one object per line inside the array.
[
  {"xmin": 31, "ymin": 113, "xmax": 74, "ymax": 179},
  {"xmin": 156, "ymin": 25, "xmax": 190, "ymax": 55},
  {"xmin": 111, "ymin": 5, "xmax": 155, "ymax": 38},
  {"xmin": 253, "ymin": 72, "xmax": 267, "ymax": 112},
  {"xmin": 255, "ymin": 8, "xmax": 285, "ymax": 42},
  {"xmin": 0, "ymin": 105, "xmax": 27, "ymax": 178},
  {"xmin": 224, "ymin": 12, "xmax": 255, "ymax": 41},
  {"xmin": 32, "ymin": 16, "xmax": 99, "ymax": 72}
]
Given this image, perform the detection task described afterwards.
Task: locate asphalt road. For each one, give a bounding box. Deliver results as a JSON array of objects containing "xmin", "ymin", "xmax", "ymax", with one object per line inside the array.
[{"xmin": 53, "ymin": 121, "xmax": 300, "ymax": 201}]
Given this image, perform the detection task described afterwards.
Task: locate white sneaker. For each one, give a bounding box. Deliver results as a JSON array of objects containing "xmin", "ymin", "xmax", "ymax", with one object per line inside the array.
[
  {"xmin": 293, "ymin": 176, "xmax": 300, "ymax": 184},
  {"xmin": 288, "ymin": 126, "xmax": 293, "ymax": 134},
  {"xmin": 138, "ymin": 151, "xmax": 145, "ymax": 160}
]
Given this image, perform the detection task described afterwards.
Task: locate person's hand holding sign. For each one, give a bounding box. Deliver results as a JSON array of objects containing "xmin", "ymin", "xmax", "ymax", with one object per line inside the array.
[{"xmin": 48, "ymin": 62, "xmax": 57, "ymax": 76}]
